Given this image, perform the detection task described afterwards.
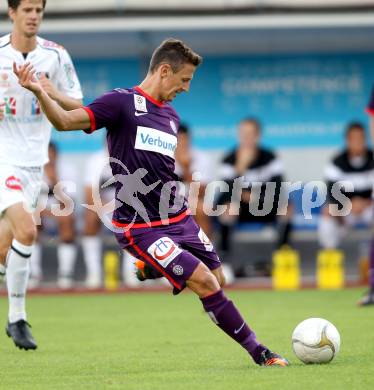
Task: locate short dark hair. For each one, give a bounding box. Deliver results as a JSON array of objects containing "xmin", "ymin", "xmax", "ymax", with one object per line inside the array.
[
  {"xmin": 8, "ymin": 0, "xmax": 47, "ymax": 10},
  {"xmin": 345, "ymin": 121, "xmax": 365, "ymax": 138},
  {"xmin": 239, "ymin": 117, "xmax": 262, "ymax": 133},
  {"xmin": 48, "ymin": 141, "xmax": 58, "ymax": 153},
  {"xmin": 149, "ymin": 38, "xmax": 202, "ymax": 74},
  {"xmin": 178, "ymin": 123, "xmax": 190, "ymax": 135}
]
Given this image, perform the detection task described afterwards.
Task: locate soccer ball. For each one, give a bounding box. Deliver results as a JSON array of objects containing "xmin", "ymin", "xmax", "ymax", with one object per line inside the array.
[{"xmin": 292, "ymin": 318, "xmax": 340, "ymax": 364}]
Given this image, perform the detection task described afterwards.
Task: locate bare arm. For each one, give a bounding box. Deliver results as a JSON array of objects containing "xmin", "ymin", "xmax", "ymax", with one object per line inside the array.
[
  {"xmin": 38, "ymin": 73, "xmax": 82, "ymax": 110},
  {"xmin": 14, "ymin": 62, "xmax": 90, "ymax": 131},
  {"xmin": 35, "ymin": 89, "xmax": 89, "ymax": 131},
  {"xmin": 54, "ymin": 95, "xmax": 82, "ymax": 111}
]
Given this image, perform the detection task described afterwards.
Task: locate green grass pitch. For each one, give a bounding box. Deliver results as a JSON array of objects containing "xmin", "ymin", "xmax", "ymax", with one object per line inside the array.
[{"xmin": 1, "ymin": 288, "xmax": 374, "ymax": 390}]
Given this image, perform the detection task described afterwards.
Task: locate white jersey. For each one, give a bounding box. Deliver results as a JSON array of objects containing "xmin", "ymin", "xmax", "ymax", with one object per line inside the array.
[{"xmin": 0, "ymin": 34, "xmax": 83, "ymax": 167}]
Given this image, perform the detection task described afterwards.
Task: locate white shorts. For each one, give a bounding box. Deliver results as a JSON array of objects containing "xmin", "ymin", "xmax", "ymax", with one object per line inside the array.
[{"xmin": 0, "ymin": 164, "xmax": 44, "ymax": 215}]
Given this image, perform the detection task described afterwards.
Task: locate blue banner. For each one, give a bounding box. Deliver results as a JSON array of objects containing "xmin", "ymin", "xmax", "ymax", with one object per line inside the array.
[
  {"xmin": 173, "ymin": 53, "xmax": 374, "ymax": 149},
  {"xmin": 53, "ymin": 53, "xmax": 374, "ymax": 152}
]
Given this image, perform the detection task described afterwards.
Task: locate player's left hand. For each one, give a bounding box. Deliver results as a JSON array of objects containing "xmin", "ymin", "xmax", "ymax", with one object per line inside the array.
[
  {"xmin": 13, "ymin": 62, "xmax": 43, "ymax": 95},
  {"xmin": 38, "ymin": 73, "xmax": 60, "ymax": 101}
]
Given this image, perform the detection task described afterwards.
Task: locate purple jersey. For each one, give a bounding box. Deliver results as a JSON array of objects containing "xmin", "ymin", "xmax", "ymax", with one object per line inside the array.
[
  {"xmin": 367, "ymin": 85, "xmax": 374, "ymax": 116},
  {"xmin": 83, "ymin": 86, "xmax": 187, "ymax": 226}
]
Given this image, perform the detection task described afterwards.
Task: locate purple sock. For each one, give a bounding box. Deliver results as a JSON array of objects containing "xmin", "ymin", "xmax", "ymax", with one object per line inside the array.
[
  {"xmin": 369, "ymin": 238, "xmax": 374, "ymax": 291},
  {"xmin": 200, "ymin": 289, "xmax": 266, "ymax": 363}
]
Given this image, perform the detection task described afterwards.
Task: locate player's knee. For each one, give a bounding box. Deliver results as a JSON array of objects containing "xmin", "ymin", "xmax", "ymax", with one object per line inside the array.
[
  {"xmin": 212, "ymin": 267, "xmax": 226, "ymax": 287},
  {"xmin": 14, "ymin": 222, "xmax": 37, "ymax": 245},
  {"xmin": 59, "ymin": 224, "xmax": 75, "ymax": 242},
  {"xmin": 218, "ymin": 273, "xmax": 226, "ymax": 288},
  {"xmin": 196, "ymin": 271, "xmax": 221, "ymax": 294},
  {"xmin": 83, "ymin": 212, "xmax": 100, "ymax": 236},
  {"xmin": 84, "ymin": 227, "xmax": 99, "ymax": 236},
  {"xmin": 60, "ymin": 233, "xmax": 75, "ymax": 243},
  {"xmin": 0, "ymin": 245, "xmax": 9, "ymax": 261}
]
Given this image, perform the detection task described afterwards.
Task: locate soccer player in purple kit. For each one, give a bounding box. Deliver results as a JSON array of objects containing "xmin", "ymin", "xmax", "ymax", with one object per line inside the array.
[
  {"xmin": 358, "ymin": 85, "xmax": 374, "ymax": 306},
  {"xmin": 13, "ymin": 38, "xmax": 289, "ymax": 366}
]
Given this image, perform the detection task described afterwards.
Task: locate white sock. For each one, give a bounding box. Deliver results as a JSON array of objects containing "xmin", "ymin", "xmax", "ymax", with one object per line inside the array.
[
  {"xmin": 122, "ymin": 251, "xmax": 140, "ymax": 287},
  {"xmin": 81, "ymin": 236, "xmax": 102, "ymax": 281},
  {"xmin": 29, "ymin": 242, "xmax": 42, "ymax": 279},
  {"xmin": 57, "ymin": 243, "xmax": 77, "ymax": 278},
  {"xmin": 6, "ymin": 239, "xmax": 32, "ymax": 323},
  {"xmin": 318, "ymin": 216, "xmax": 342, "ymax": 249}
]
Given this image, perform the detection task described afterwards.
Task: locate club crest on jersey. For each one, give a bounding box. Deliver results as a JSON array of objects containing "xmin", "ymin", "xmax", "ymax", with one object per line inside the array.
[
  {"xmin": 198, "ymin": 229, "xmax": 214, "ymax": 252},
  {"xmin": 5, "ymin": 176, "xmax": 22, "ymax": 191},
  {"xmin": 31, "ymin": 97, "xmax": 41, "ymax": 115},
  {"xmin": 134, "ymin": 94, "xmax": 147, "ymax": 113},
  {"xmin": 4, "ymin": 97, "xmax": 16, "ymax": 116},
  {"xmin": 173, "ymin": 265, "xmax": 184, "ymax": 276},
  {"xmin": 147, "ymin": 237, "xmax": 182, "ymax": 267}
]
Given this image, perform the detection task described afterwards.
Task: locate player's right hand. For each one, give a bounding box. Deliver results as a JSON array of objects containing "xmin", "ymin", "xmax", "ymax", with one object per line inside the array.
[{"xmin": 13, "ymin": 62, "xmax": 43, "ymax": 95}]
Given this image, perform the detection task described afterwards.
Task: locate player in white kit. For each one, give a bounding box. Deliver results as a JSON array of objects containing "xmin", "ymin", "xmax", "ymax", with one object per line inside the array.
[{"xmin": 0, "ymin": 0, "xmax": 83, "ymax": 350}]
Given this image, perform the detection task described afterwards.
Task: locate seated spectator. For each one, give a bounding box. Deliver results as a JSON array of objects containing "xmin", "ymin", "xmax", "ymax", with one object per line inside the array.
[
  {"xmin": 216, "ymin": 118, "xmax": 292, "ymax": 255},
  {"xmin": 29, "ymin": 142, "xmax": 77, "ymax": 289},
  {"xmin": 318, "ymin": 122, "xmax": 374, "ymax": 249}
]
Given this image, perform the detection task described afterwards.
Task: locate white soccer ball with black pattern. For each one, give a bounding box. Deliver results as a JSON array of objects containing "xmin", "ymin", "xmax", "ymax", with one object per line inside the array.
[{"xmin": 292, "ymin": 318, "xmax": 340, "ymax": 364}]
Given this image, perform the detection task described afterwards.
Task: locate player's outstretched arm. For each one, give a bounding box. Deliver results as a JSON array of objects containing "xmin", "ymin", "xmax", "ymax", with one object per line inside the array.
[
  {"xmin": 13, "ymin": 62, "xmax": 90, "ymax": 131},
  {"xmin": 38, "ymin": 73, "xmax": 82, "ymax": 111}
]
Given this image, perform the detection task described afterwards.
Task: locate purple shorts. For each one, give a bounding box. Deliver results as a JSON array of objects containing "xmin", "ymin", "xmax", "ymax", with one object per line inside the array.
[{"xmin": 114, "ymin": 214, "xmax": 221, "ymax": 293}]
